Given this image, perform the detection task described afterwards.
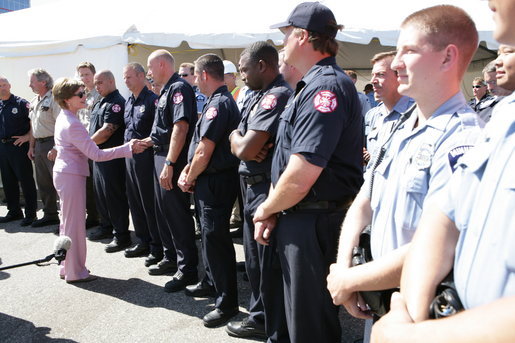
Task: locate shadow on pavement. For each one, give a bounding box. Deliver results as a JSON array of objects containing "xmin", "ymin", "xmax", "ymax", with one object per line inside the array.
[{"xmin": 0, "ymin": 313, "xmax": 77, "ymax": 343}]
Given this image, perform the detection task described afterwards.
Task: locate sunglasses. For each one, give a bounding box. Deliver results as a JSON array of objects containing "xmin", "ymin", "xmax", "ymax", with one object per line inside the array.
[
  {"xmin": 180, "ymin": 74, "xmax": 190, "ymax": 77},
  {"xmin": 472, "ymin": 85, "xmax": 484, "ymax": 89},
  {"xmin": 74, "ymin": 91, "xmax": 86, "ymax": 98}
]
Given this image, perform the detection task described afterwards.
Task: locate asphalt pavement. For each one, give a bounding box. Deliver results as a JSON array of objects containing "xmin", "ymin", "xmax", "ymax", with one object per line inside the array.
[{"xmin": 0, "ymin": 204, "xmax": 364, "ymax": 343}]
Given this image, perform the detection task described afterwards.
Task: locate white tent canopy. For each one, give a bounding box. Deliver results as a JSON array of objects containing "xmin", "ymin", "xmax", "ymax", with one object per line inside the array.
[{"xmin": 0, "ymin": 0, "xmax": 498, "ymax": 100}]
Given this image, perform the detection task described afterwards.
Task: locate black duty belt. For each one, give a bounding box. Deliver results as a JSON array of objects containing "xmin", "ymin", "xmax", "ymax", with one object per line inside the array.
[
  {"xmin": 35, "ymin": 136, "xmax": 54, "ymax": 143},
  {"xmin": 0, "ymin": 138, "xmax": 16, "ymax": 144},
  {"xmin": 243, "ymin": 173, "xmax": 270, "ymax": 186},
  {"xmin": 153, "ymin": 144, "xmax": 170, "ymax": 153},
  {"xmin": 283, "ymin": 196, "xmax": 354, "ymax": 214}
]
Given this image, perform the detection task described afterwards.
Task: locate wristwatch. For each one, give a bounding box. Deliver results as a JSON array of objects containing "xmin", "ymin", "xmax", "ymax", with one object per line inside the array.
[{"xmin": 164, "ymin": 159, "xmax": 175, "ymax": 167}]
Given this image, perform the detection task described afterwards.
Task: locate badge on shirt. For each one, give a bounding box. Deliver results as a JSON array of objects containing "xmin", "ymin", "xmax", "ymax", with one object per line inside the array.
[
  {"xmin": 12, "ymin": 108, "xmax": 18, "ymax": 114},
  {"xmin": 261, "ymin": 94, "xmax": 277, "ymax": 110},
  {"xmin": 26, "ymin": 103, "xmax": 31, "ymax": 109},
  {"xmin": 448, "ymin": 145, "xmax": 474, "ymax": 172},
  {"xmin": 139, "ymin": 105, "xmax": 145, "ymax": 113},
  {"xmin": 112, "ymin": 104, "xmax": 121, "ymax": 113},
  {"xmin": 173, "ymin": 92, "xmax": 184, "ymax": 104},
  {"xmin": 414, "ymin": 143, "xmax": 433, "ymax": 170},
  {"xmin": 313, "ymin": 90, "xmax": 338, "ymax": 113},
  {"xmin": 205, "ymin": 107, "xmax": 218, "ymax": 120}
]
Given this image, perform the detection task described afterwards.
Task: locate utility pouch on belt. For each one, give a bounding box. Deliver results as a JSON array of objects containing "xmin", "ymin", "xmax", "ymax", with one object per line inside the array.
[
  {"xmin": 351, "ymin": 226, "xmax": 397, "ymax": 317},
  {"xmin": 429, "ymin": 271, "xmax": 464, "ymax": 319}
]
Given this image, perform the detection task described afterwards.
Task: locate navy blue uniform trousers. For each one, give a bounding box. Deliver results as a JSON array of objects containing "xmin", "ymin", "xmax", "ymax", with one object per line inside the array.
[
  {"xmin": 195, "ymin": 168, "xmax": 238, "ymax": 311},
  {"xmin": 92, "ymin": 158, "xmax": 130, "ymax": 242},
  {"xmin": 0, "ymin": 142, "xmax": 37, "ymax": 217},
  {"xmin": 153, "ymin": 152, "xmax": 197, "ymax": 274}
]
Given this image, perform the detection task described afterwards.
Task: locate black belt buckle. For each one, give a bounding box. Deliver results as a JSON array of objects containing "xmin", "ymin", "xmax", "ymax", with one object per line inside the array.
[{"xmin": 35, "ymin": 136, "xmax": 54, "ymax": 143}]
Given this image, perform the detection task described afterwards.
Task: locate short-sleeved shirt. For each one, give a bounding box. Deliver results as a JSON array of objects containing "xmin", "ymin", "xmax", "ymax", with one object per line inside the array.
[
  {"xmin": 151, "ymin": 73, "xmax": 197, "ymax": 166},
  {"xmin": 29, "ymin": 90, "xmax": 61, "ymax": 138},
  {"xmin": 188, "ymin": 85, "xmax": 241, "ymax": 173},
  {"xmin": 438, "ymin": 93, "xmax": 515, "ymax": 310},
  {"xmin": 124, "ymin": 86, "xmax": 158, "ymax": 142},
  {"xmin": 237, "ymin": 75, "xmax": 292, "ymax": 176},
  {"xmin": 367, "ymin": 92, "xmax": 483, "ymax": 259},
  {"xmin": 78, "ymin": 88, "xmax": 101, "ymax": 130},
  {"xmin": 0, "ymin": 94, "xmax": 31, "ymax": 138},
  {"xmin": 194, "ymin": 86, "xmax": 207, "ymax": 114},
  {"xmin": 365, "ymin": 96, "xmax": 415, "ymax": 165},
  {"xmin": 272, "ymin": 57, "xmax": 364, "ymax": 202},
  {"xmin": 89, "ymin": 89, "xmax": 125, "ymax": 149}
]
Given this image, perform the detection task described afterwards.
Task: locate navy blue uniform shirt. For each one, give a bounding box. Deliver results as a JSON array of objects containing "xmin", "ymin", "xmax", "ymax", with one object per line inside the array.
[
  {"xmin": 151, "ymin": 73, "xmax": 197, "ymax": 165},
  {"xmin": 124, "ymin": 86, "xmax": 158, "ymax": 142},
  {"xmin": 188, "ymin": 85, "xmax": 241, "ymax": 173},
  {"xmin": 238, "ymin": 74, "xmax": 292, "ymax": 176},
  {"xmin": 272, "ymin": 57, "xmax": 364, "ymax": 201},
  {"xmin": 0, "ymin": 94, "xmax": 31, "ymax": 138},
  {"xmin": 89, "ymin": 89, "xmax": 126, "ymax": 149}
]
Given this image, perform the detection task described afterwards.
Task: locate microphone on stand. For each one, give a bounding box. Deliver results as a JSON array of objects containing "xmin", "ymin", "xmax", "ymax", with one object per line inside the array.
[{"xmin": 0, "ymin": 236, "xmax": 72, "ymax": 271}]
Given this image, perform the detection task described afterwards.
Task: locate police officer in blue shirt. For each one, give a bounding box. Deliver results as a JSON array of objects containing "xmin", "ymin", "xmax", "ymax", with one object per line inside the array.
[
  {"xmin": 374, "ymin": 30, "xmax": 515, "ymax": 342},
  {"xmin": 87, "ymin": 70, "xmax": 131, "ymax": 252},
  {"xmin": 327, "ymin": 5, "xmax": 482, "ymax": 333},
  {"xmin": 0, "ymin": 76, "xmax": 38, "ymax": 225},
  {"xmin": 122, "ymin": 62, "xmax": 162, "ymax": 261},
  {"xmin": 178, "ymin": 53, "xmax": 241, "ymax": 328},
  {"xmin": 179, "ymin": 62, "xmax": 206, "ymax": 114},
  {"xmin": 254, "ymin": 3, "xmax": 363, "ymax": 342},
  {"xmin": 227, "ymin": 41, "xmax": 292, "ymax": 340},
  {"xmin": 142, "ymin": 50, "xmax": 199, "ymax": 291}
]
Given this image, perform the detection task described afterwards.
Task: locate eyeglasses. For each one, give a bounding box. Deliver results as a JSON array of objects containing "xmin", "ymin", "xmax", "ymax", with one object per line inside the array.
[
  {"xmin": 73, "ymin": 91, "xmax": 86, "ymax": 98},
  {"xmin": 180, "ymin": 74, "xmax": 190, "ymax": 77},
  {"xmin": 472, "ymin": 85, "xmax": 484, "ymax": 89}
]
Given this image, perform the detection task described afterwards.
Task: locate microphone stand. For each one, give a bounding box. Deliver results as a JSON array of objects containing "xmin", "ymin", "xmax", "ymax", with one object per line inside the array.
[{"xmin": 0, "ymin": 254, "xmax": 56, "ymax": 271}]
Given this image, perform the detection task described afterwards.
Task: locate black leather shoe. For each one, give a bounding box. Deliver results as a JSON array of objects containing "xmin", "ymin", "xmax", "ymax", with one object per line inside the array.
[
  {"xmin": 0, "ymin": 212, "xmax": 23, "ymax": 223},
  {"xmin": 88, "ymin": 228, "xmax": 114, "ymax": 241},
  {"xmin": 226, "ymin": 317, "xmax": 267, "ymax": 339},
  {"xmin": 203, "ymin": 308, "xmax": 239, "ymax": 328},
  {"xmin": 164, "ymin": 271, "xmax": 198, "ymax": 293},
  {"xmin": 20, "ymin": 216, "xmax": 36, "ymax": 227},
  {"xmin": 124, "ymin": 244, "xmax": 150, "ymax": 258},
  {"xmin": 184, "ymin": 280, "xmax": 216, "ymax": 298},
  {"xmin": 144, "ymin": 253, "xmax": 163, "ymax": 267},
  {"xmin": 105, "ymin": 239, "xmax": 132, "ymax": 253},
  {"xmin": 148, "ymin": 258, "xmax": 177, "ymax": 275},
  {"xmin": 31, "ymin": 216, "xmax": 60, "ymax": 227}
]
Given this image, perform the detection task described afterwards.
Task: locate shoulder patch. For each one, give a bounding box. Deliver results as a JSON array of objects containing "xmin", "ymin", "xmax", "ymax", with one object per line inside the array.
[
  {"xmin": 173, "ymin": 92, "xmax": 184, "ymax": 104},
  {"xmin": 112, "ymin": 104, "xmax": 121, "ymax": 113},
  {"xmin": 313, "ymin": 90, "xmax": 338, "ymax": 113},
  {"xmin": 448, "ymin": 145, "xmax": 474, "ymax": 172},
  {"xmin": 154, "ymin": 99, "xmax": 159, "ymax": 106},
  {"xmin": 26, "ymin": 102, "xmax": 31, "ymax": 109},
  {"xmin": 205, "ymin": 107, "xmax": 218, "ymax": 120},
  {"xmin": 261, "ymin": 94, "xmax": 277, "ymax": 110}
]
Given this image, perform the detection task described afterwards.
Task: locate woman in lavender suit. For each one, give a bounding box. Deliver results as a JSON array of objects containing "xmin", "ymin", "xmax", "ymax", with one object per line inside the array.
[{"xmin": 51, "ymin": 78, "xmax": 144, "ymax": 283}]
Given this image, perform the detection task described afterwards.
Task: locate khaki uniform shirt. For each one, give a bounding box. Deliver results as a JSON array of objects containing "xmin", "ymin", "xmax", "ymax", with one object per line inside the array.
[{"xmin": 29, "ymin": 90, "xmax": 60, "ymax": 138}]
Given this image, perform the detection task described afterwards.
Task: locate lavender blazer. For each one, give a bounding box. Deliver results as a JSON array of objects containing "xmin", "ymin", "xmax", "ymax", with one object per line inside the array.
[{"xmin": 53, "ymin": 109, "xmax": 132, "ymax": 176}]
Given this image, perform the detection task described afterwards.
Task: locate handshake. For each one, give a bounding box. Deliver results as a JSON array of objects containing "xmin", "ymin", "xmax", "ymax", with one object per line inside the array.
[{"xmin": 129, "ymin": 138, "xmax": 154, "ymax": 154}]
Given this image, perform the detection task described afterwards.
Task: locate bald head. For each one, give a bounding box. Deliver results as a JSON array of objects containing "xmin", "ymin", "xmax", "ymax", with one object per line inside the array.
[
  {"xmin": 147, "ymin": 49, "xmax": 175, "ymax": 85},
  {"xmin": 0, "ymin": 76, "xmax": 12, "ymax": 100},
  {"xmin": 94, "ymin": 70, "xmax": 117, "ymax": 97}
]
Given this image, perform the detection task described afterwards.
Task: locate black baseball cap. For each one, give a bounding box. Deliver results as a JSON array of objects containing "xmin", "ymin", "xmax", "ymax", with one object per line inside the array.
[{"xmin": 270, "ymin": 2, "xmax": 339, "ymax": 38}]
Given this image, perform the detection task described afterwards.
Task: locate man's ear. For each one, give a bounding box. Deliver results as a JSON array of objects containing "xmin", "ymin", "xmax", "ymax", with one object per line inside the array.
[{"xmin": 441, "ymin": 44, "xmax": 459, "ymax": 72}]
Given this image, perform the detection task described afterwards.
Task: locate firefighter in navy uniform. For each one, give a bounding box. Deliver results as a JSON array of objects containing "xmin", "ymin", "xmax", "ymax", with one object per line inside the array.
[
  {"xmin": 178, "ymin": 53, "xmax": 241, "ymax": 328},
  {"xmin": 253, "ymin": 3, "xmax": 364, "ymax": 342},
  {"xmin": 0, "ymin": 76, "xmax": 38, "ymax": 225},
  {"xmin": 87, "ymin": 70, "xmax": 131, "ymax": 252},
  {"xmin": 227, "ymin": 41, "xmax": 293, "ymax": 340},
  {"xmin": 143, "ymin": 50, "xmax": 199, "ymax": 292},
  {"xmin": 122, "ymin": 62, "xmax": 163, "ymax": 261}
]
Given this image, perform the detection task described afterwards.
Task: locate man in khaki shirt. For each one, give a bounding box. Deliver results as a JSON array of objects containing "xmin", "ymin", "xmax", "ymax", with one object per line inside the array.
[{"xmin": 28, "ymin": 68, "xmax": 60, "ymax": 227}]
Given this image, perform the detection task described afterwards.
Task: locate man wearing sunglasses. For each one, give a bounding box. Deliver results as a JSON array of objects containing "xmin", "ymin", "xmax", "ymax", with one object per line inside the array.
[
  {"xmin": 179, "ymin": 62, "xmax": 206, "ymax": 115},
  {"xmin": 468, "ymin": 77, "xmax": 496, "ymax": 121}
]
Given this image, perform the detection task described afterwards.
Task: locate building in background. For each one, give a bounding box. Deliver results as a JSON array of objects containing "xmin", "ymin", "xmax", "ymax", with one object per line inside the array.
[{"xmin": 0, "ymin": 0, "xmax": 30, "ymax": 14}]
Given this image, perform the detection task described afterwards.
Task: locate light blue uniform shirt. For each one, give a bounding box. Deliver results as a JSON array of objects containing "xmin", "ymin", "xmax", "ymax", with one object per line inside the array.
[
  {"xmin": 365, "ymin": 92, "xmax": 482, "ymax": 259},
  {"xmin": 439, "ymin": 93, "xmax": 515, "ymax": 309},
  {"xmin": 365, "ymin": 96, "xmax": 415, "ymax": 165}
]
